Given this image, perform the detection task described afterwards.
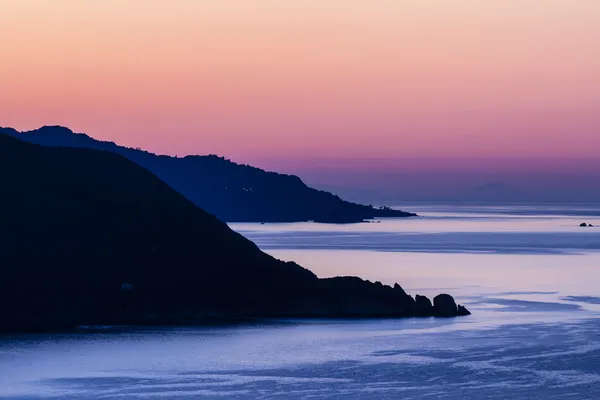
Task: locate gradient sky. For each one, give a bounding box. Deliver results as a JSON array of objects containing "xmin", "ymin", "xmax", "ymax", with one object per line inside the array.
[{"xmin": 1, "ymin": 1, "xmax": 600, "ymax": 192}]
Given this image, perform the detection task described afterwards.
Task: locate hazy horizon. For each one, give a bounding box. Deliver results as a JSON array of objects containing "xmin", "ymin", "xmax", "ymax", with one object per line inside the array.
[
  {"xmin": 2, "ymin": 0, "xmax": 599, "ymax": 202},
  {"xmin": 4, "ymin": 124, "xmax": 600, "ymax": 203}
]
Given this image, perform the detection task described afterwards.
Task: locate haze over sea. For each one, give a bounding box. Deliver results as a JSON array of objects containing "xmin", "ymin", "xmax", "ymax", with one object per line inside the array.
[{"xmin": 2, "ymin": 204, "xmax": 600, "ymax": 399}]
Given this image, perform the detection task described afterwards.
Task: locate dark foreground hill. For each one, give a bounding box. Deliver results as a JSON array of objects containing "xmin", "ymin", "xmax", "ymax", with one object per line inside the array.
[
  {"xmin": 0, "ymin": 134, "xmax": 467, "ymax": 333},
  {"xmin": 0, "ymin": 126, "xmax": 416, "ymax": 223}
]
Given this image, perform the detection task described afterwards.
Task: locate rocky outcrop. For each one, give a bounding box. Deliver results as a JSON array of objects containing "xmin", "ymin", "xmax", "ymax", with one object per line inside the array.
[
  {"xmin": 415, "ymin": 295, "xmax": 434, "ymax": 316},
  {"xmin": 433, "ymin": 294, "xmax": 471, "ymax": 317},
  {"xmin": 316, "ymin": 278, "xmax": 417, "ymax": 318},
  {"xmin": 457, "ymin": 304, "xmax": 471, "ymax": 316}
]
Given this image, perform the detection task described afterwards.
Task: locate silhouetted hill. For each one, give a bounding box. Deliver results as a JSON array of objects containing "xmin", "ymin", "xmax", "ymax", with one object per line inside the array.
[
  {"xmin": 0, "ymin": 126, "xmax": 416, "ymax": 223},
  {"xmin": 0, "ymin": 134, "xmax": 466, "ymax": 332}
]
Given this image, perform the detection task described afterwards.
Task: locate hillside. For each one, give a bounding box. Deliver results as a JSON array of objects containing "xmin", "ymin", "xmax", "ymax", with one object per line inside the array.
[
  {"xmin": 0, "ymin": 126, "xmax": 416, "ymax": 223},
  {"xmin": 0, "ymin": 134, "xmax": 466, "ymax": 332}
]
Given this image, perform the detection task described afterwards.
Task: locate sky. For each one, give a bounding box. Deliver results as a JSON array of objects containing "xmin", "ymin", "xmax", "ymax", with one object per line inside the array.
[{"xmin": 1, "ymin": 1, "xmax": 600, "ymax": 199}]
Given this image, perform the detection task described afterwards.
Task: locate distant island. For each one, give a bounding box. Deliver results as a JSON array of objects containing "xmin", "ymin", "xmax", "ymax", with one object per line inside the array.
[
  {"xmin": 460, "ymin": 182, "xmax": 527, "ymax": 203},
  {"xmin": 0, "ymin": 133, "xmax": 468, "ymax": 333},
  {"xmin": 0, "ymin": 126, "xmax": 416, "ymax": 224}
]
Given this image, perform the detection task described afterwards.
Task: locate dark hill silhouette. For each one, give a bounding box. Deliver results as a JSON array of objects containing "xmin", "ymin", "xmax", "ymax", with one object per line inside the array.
[
  {"xmin": 0, "ymin": 134, "xmax": 467, "ymax": 332},
  {"xmin": 0, "ymin": 126, "xmax": 416, "ymax": 223}
]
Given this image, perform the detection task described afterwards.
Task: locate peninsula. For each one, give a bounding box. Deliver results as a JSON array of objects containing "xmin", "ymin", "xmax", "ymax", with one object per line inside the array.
[
  {"xmin": 0, "ymin": 126, "xmax": 417, "ymax": 223},
  {"xmin": 0, "ymin": 134, "xmax": 467, "ymax": 333}
]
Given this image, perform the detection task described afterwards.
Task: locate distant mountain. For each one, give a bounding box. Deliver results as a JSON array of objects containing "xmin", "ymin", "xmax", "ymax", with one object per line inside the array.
[
  {"xmin": 0, "ymin": 134, "xmax": 467, "ymax": 332},
  {"xmin": 0, "ymin": 126, "xmax": 416, "ymax": 223},
  {"xmin": 459, "ymin": 182, "xmax": 528, "ymax": 202}
]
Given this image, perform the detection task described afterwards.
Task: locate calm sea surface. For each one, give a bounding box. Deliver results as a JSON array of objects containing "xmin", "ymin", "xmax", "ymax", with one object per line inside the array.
[{"xmin": 2, "ymin": 204, "xmax": 600, "ymax": 399}]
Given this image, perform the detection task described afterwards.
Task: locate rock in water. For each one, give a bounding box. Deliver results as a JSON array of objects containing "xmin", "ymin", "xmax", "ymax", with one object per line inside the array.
[
  {"xmin": 580, "ymin": 223, "xmax": 588, "ymax": 227},
  {"xmin": 433, "ymin": 294, "xmax": 466, "ymax": 317},
  {"xmin": 415, "ymin": 295, "xmax": 434, "ymax": 316},
  {"xmin": 457, "ymin": 305, "xmax": 471, "ymax": 316}
]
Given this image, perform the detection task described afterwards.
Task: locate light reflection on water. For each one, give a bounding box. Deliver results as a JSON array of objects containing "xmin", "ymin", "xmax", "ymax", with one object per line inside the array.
[{"xmin": 2, "ymin": 204, "xmax": 600, "ymax": 399}]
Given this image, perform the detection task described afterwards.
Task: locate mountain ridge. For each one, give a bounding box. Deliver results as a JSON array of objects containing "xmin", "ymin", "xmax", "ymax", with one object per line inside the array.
[{"xmin": 0, "ymin": 125, "xmax": 416, "ymax": 223}]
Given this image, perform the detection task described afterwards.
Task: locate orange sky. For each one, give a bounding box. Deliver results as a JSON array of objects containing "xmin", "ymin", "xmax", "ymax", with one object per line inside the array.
[{"xmin": 1, "ymin": 0, "xmax": 600, "ymax": 161}]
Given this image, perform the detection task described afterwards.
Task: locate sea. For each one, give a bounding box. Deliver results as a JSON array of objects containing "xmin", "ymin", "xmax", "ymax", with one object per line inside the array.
[{"xmin": 1, "ymin": 204, "xmax": 600, "ymax": 399}]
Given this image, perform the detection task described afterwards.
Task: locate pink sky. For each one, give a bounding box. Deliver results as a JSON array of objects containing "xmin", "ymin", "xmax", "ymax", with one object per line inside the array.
[{"xmin": 1, "ymin": 1, "xmax": 600, "ymax": 166}]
